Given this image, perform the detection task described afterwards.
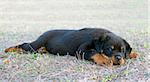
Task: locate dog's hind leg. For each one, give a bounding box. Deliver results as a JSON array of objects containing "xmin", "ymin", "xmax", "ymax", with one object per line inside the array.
[{"xmin": 5, "ymin": 31, "xmax": 51, "ymax": 53}]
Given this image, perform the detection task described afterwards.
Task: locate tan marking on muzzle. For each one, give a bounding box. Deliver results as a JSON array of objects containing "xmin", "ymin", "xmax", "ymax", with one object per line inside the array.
[
  {"xmin": 119, "ymin": 58, "xmax": 125, "ymax": 65},
  {"xmin": 112, "ymin": 55, "xmax": 125, "ymax": 65}
]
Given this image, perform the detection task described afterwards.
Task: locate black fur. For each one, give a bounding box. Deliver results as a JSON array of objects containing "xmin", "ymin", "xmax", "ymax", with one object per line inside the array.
[{"xmin": 18, "ymin": 28, "xmax": 132, "ymax": 60}]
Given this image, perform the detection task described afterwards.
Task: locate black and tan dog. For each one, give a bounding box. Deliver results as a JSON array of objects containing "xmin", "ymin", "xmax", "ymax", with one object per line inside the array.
[{"xmin": 5, "ymin": 28, "xmax": 138, "ymax": 66}]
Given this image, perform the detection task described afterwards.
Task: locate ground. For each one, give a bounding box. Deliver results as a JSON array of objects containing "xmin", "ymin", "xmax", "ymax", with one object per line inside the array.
[{"xmin": 0, "ymin": 0, "xmax": 149, "ymax": 82}]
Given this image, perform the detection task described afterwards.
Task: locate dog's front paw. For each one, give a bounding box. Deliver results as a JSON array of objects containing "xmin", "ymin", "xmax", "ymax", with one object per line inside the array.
[
  {"xmin": 91, "ymin": 53, "xmax": 113, "ymax": 67},
  {"xmin": 129, "ymin": 52, "xmax": 138, "ymax": 59}
]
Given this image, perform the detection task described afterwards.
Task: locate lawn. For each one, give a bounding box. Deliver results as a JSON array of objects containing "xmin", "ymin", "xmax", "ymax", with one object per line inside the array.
[
  {"xmin": 0, "ymin": 28, "xmax": 149, "ymax": 82},
  {"xmin": 0, "ymin": 0, "xmax": 149, "ymax": 82}
]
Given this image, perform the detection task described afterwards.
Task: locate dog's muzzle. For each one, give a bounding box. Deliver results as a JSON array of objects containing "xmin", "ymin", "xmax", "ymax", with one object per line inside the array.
[
  {"xmin": 115, "ymin": 53, "xmax": 122, "ymax": 61},
  {"xmin": 113, "ymin": 53, "xmax": 125, "ymax": 65}
]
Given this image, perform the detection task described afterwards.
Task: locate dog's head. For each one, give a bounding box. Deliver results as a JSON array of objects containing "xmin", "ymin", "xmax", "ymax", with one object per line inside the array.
[{"xmin": 93, "ymin": 33, "xmax": 132, "ymax": 65}]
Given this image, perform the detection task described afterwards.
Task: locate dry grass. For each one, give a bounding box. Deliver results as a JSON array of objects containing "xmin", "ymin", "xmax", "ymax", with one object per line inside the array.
[
  {"xmin": 0, "ymin": 28, "xmax": 150, "ymax": 82},
  {"xmin": 0, "ymin": 0, "xmax": 149, "ymax": 81}
]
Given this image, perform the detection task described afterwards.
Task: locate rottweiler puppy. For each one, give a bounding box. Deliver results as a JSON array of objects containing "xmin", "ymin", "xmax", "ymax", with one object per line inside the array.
[{"xmin": 5, "ymin": 28, "xmax": 138, "ymax": 66}]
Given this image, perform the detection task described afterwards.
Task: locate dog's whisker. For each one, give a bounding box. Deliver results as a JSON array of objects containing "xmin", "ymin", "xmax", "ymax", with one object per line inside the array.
[
  {"xmin": 57, "ymin": 53, "xmax": 60, "ymax": 56},
  {"xmin": 82, "ymin": 52, "xmax": 85, "ymax": 61}
]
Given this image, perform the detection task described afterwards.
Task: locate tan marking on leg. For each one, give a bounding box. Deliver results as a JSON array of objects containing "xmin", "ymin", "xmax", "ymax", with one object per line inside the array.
[
  {"xmin": 37, "ymin": 47, "xmax": 48, "ymax": 53},
  {"xmin": 91, "ymin": 53, "xmax": 113, "ymax": 66},
  {"xmin": 129, "ymin": 52, "xmax": 138, "ymax": 58},
  {"xmin": 5, "ymin": 47, "xmax": 24, "ymax": 53},
  {"xmin": 112, "ymin": 55, "xmax": 116, "ymax": 64}
]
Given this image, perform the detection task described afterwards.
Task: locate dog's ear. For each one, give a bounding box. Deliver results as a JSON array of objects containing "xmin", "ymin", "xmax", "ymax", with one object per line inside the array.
[
  {"xmin": 123, "ymin": 39, "xmax": 132, "ymax": 58},
  {"xmin": 93, "ymin": 34, "xmax": 110, "ymax": 52},
  {"xmin": 98, "ymin": 34, "xmax": 110, "ymax": 42}
]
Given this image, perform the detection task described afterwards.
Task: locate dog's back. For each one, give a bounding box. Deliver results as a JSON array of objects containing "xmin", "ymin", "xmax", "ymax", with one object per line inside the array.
[{"xmin": 45, "ymin": 28, "xmax": 111, "ymax": 55}]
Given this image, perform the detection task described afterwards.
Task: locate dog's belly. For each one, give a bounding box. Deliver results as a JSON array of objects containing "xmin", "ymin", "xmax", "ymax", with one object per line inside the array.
[
  {"xmin": 45, "ymin": 34, "xmax": 78, "ymax": 55},
  {"xmin": 46, "ymin": 39, "xmax": 78, "ymax": 55}
]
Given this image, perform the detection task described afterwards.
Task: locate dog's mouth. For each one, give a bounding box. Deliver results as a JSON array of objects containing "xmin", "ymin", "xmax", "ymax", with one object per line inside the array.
[
  {"xmin": 91, "ymin": 53, "xmax": 125, "ymax": 66},
  {"xmin": 112, "ymin": 56, "xmax": 125, "ymax": 65}
]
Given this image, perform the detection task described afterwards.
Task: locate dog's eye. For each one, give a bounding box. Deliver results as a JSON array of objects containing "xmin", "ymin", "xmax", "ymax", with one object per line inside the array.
[
  {"xmin": 111, "ymin": 46, "xmax": 114, "ymax": 50},
  {"xmin": 103, "ymin": 47, "xmax": 113, "ymax": 57},
  {"xmin": 121, "ymin": 47, "xmax": 125, "ymax": 52}
]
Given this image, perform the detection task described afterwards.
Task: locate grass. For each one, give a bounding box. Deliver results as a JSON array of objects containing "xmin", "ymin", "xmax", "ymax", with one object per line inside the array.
[
  {"xmin": 0, "ymin": 28, "xmax": 150, "ymax": 82},
  {"xmin": 0, "ymin": 0, "xmax": 148, "ymax": 81}
]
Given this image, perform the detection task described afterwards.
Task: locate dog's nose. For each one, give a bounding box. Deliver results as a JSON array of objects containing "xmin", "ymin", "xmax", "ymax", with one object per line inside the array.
[
  {"xmin": 115, "ymin": 53, "xmax": 123, "ymax": 61},
  {"xmin": 116, "ymin": 56, "xmax": 122, "ymax": 60},
  {"xmin": 113, "ymin": 53, "xmax": 124, "ymax": 65}
]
